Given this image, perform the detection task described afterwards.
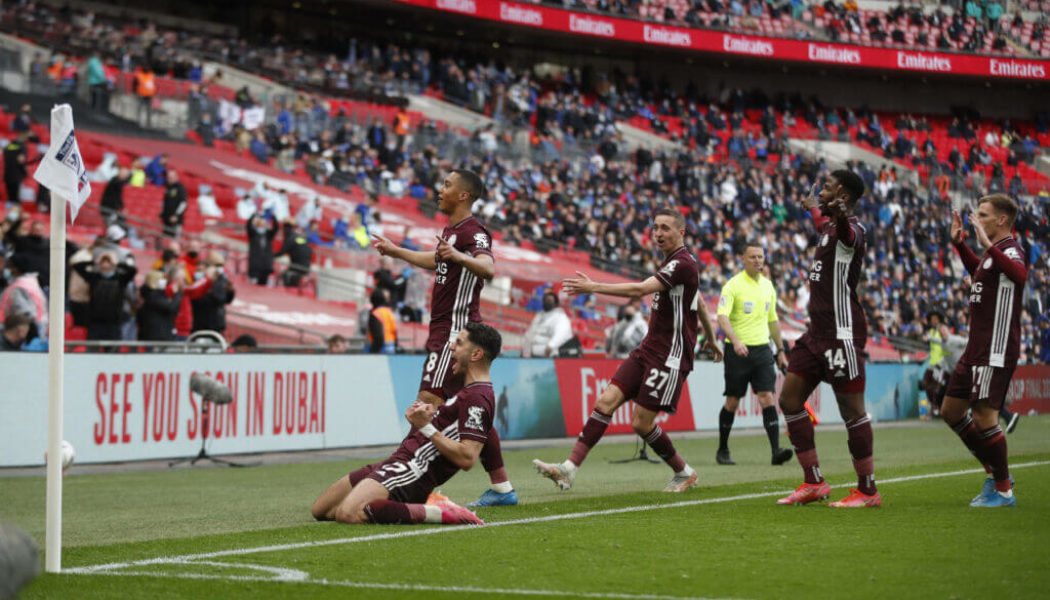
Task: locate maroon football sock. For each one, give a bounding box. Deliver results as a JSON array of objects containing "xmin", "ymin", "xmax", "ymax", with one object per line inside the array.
[
  {"xmin": 363, "ymin": 500, "xmax": 425, "ymax": 525},
  {"xmin": 845, "ymin": 414, "xmax": 876, "ymax": 495},
  {"xmin": 643, "ymin": 425, "xmax": 687, "ymax": 472},
  {"xmin": 785, "ymin": 409, "xmax": 822, "ymax": 484},
  {"xmin": 949, "ymin": 414, "xmax": 991, "ymax": 470},
  {"xmin": 568, "ymin": 409, "xmax": 612, "ymax": 467},
  {"xmin": 480, "ymin": 428, "xmax": 507, "ymax": 482},
  {"xmin": 978, "ymin": 425, "xmax": 1011, "ymax": 491}
]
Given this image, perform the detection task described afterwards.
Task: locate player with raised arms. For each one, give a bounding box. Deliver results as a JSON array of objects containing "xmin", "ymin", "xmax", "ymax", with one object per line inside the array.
[
  {"xmin": 370, "ymin": 169, "xmax": 517, "ymax": 507},
  {"xmin": 776, "ymin": 169, "xmax": 881, "ymax": 508},
  {"xmin": 533, "ymin": 208, "xmax": 722, "ymax": 492},
  {"xmin": 942, "ymin": 195, "xmax": 1027, "ymax": 507},
  {"xmin": 310, "ymin": 322, "xmax": 501, "ymax": 525}
]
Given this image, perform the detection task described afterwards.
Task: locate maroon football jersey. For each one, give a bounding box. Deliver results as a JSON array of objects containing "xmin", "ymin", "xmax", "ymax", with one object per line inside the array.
[
  {"xmin": 961, "ymin": 237, "xmax": 1027, "ymax": 368},
  {"xmin": 430, "ymin": 216, "xmax": 493, "ymax": 342},
  {"xmin": 806, "ymin": 217, "xmax": 868, "ymax": 341},
  {"xmin": 636, "ymin": 245, "xmax": 699, "ymax": 373},
  {"xmin": 391, "ymin": 382, "xmax": 494, "ymax": 489}
]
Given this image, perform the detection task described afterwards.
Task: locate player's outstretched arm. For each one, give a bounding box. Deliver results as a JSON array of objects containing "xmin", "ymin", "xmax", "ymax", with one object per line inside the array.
[
  {"xmin": 563, "ymin": 272, "xmax": 665, "ymax": 299},
  {"xmin": 372, "ymin": 234, "xmax": 437, "ymax": 270}
]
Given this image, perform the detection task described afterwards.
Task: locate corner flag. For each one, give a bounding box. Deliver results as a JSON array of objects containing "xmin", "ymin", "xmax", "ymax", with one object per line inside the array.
[
  {"xmin": 32, "ymin": 103, "xmax": 92, "ymax": 573},
  {"xmin": 33, "ymin": 104, "xmax": 91, "ymax": 223}
]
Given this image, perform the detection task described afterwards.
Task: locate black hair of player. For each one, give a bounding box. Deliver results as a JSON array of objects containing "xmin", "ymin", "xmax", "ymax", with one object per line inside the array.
[
  {"xmin": 451, "ymin": 169, "xmax": 485, "ymax": 202},
  {"xmin": 831, "ymin": 169, "xmax": 865, "ymax": 206},
  {"xmin": 464, "ymin": 321, "xmax": 502, "ymax": 362}
]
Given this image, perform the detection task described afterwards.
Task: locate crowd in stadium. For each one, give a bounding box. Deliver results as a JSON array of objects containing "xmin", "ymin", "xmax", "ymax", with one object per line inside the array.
[{"xmin": 0, "ymin": 2, "xmax": 1047, "ymax": 363}]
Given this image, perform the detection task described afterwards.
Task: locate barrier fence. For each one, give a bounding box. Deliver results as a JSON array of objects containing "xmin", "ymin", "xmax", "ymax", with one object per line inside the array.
[{"xmin": 6, "ymin": 353, "xmax": 1043, "ymax": 467}]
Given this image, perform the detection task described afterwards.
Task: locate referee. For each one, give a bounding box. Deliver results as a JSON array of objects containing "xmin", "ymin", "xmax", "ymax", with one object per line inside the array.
[{"xmin": 715, "ymin": 242, "xmax": 793, "ymax": 466}]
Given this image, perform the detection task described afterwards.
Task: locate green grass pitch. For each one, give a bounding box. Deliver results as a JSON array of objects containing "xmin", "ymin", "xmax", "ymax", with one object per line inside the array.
[{"xmin": 4, "ymin": 417, "xmax": 1049, "ymax": 600}]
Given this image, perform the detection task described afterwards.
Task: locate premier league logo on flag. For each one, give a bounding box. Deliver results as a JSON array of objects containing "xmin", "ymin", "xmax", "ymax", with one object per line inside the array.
[{"xmin": 33, "ymin": 105, "xmax": 91, "ymax": 222}]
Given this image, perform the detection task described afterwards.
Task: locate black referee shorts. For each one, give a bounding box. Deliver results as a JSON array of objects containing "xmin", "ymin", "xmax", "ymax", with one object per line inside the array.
[{"xmin": 723, "ymin": 344, "xmax": 777, "ymax": 397}]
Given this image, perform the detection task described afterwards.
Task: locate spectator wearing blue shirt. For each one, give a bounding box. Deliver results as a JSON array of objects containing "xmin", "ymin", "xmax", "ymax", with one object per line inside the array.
[{"xmin": 145, "ymin": 154, "xmax": 168, "ymax": 186}]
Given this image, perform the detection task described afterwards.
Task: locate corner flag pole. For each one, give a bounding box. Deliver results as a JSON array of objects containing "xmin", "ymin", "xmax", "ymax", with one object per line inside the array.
[
  {"xmin": 34, "ymin": 103, "xmax": 91, "ymax": 573},
  {"xmin": 45, "ymin": 172, "xmax": 66, "ymax": 573}
]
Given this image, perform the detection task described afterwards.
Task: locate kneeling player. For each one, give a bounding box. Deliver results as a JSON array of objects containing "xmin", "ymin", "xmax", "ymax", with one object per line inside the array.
[{"xmin": 311, "ymin": 323, "xmax": 501, "ymax": 525}]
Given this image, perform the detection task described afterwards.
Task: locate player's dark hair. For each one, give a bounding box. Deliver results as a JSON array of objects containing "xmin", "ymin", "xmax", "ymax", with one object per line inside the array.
[
  {"xmin": 979, "ymin": 194, "xmax": 1019, "ymax": 225},
  {"xmin": 652, "ymin": 207, "xmax": 685, "ymax": 229},
  {"xmin": 831, "ymin": 169, "xmax": 865, "ymax": 206},
  {"xmin": 464, "ymin": 322, "xmax": 502, "ymax": 362},
  {"xmin": 451, "ymin": 169, "xmax": 485, "ymax": 202}
]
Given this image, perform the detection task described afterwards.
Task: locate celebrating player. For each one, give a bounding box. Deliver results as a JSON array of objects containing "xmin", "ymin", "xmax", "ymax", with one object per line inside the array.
[
  {"xmin": 942, "ymin": 195, "xmax": 1027, "ymax": 507},
  {"xmin": 371, "ymin": 169, "xmax": 517, "ymax": 507},
  {"xmin": 533, "ymin": 208, "xmax": 722, "ymax": 493},
  {"xmin": 776, "ymin": 169, "xmax": 881, "ymax": 508},
  {"xmin": 310, "ymin": 323, "xmax": 501, "ymax": 526}
]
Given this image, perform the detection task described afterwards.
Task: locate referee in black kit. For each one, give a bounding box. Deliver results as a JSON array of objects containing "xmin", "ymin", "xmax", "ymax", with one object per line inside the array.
[{"xmin": 715, "ymin": 242, "xmax": 793, "ymax": 466}]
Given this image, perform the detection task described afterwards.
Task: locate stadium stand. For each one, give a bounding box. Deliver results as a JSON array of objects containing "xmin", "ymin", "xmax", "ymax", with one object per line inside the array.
[{"xmin": 0, "ymin": 2, "xmax": 1046, "ymax": 364}]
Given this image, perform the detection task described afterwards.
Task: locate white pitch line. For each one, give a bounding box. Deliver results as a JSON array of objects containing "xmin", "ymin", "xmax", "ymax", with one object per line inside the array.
[
  {"xmin": 66, "ymin": 460, "xmax": 1050, "ymax": 575},
  {"xmin": 80, "ymin": 569, "xmax": 748, "ymax": 600}
]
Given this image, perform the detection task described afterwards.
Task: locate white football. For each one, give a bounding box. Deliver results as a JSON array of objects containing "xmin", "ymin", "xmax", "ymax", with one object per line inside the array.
[{"xmin": 44, "ymin": 441, "xmax": 75, "ymax": 471}]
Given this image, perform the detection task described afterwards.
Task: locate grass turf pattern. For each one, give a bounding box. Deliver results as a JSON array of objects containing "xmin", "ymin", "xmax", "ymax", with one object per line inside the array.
[{"xmin": 4, "ymin": 417, "xmax": 1049, "ymax": 599}]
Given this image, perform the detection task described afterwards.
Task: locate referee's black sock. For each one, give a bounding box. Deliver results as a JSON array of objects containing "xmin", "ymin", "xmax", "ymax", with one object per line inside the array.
[
  {"xmin": 762, "ymin": 405, "xmax": 781, "ymax": 450},
  {"xmin": 718, "ymin": 407, "xmax": 735, "ymax": 451}
]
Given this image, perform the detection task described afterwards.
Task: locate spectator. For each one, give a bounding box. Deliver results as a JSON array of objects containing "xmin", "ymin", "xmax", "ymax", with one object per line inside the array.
[
  {"xmin": 128, "ymin": 158, "xmax": 146, "ymax": 187},
  {"xmin": 134, "ymin": 64, "xmax": 156, "ymax": 127},
  {"xmin": 100, "ymin": 167, "xmax": 129, "ymax": 224},
  {"xmin": 374, "ymin": 256, "xmax": 406, "ymax": 306},
  {"xmin": 73, "ymin": 251, "xmax": 137, "ymax": 340},
  {"xmin": 230, "ymin": 334, "xmax": 258, "ymax": 351},
  {"xmin": 523, "ymin": 291, "xmax": 575, "ymax": 357},
  {"xmin": 0, "ymin": 253, "xmax": 47, "ymax": 340},
  {"xmin": 160, "ymin": 170, "xmax": 187, "ymax": 237},
  {"xmin": 10, "ymin": 104, "xmax": 32, "ymax": 134},
  {"xmin": 0, "ymin": 312, "xmax": 31, "ymax": 351},
  {"xmin": 145, "ymin": 154, "xmax": 168, "ymax": 186},
  {"xmin": 87, "ymin": 52, "xmax": 107, "ymax": 110},
  {"xmin": 181, "ymin": 239, "xmax": 203, "ymax": 283},
  {"xmin": 137, "ymin": 270, "xmax": 182, "ymax": 341},
  {"xmin": 400, "ymin": 266, "xmax": 426, "ymax": 323},
  {"xmin": 295, "ymin": 197, "xmax": 323, "ymax": 231},
  {"xmin": 190, "ymin": 251, "xmax": 235, "ymax": 335},
  {"xmin": 67, "ymin": 246, "xmax": 94, "ymax": 327},
  {"xmin": 4, "ymin": 131, "xmax": 30, "ymax": 208},
  {"xmin": 328, "ymin": 334, "xmax": 350, "ymax": 353},
  {"xmin": 605, "ymin": 301, "xmax": 648, "ymax": 358},
  {"xmin": 277, "ymin": 220, "xmax": 312, "ymax": 286},
  {"xmin": 168, "ymin": 263, "xmax": 211, "ymax": 340},
  {"xmin": 366, "ymin": 289, "xmax": 398, "ymax": 354},
  {"xmin": 247, "ymin": 212, "xmax": 279, "ymax": 285}
]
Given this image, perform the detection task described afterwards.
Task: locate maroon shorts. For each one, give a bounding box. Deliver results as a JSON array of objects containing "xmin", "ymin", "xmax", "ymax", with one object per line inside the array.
[
  {"xmin": 610, "ymin": 351, "xmax": 687, "ymax": 414},
  {"xmin": 787, "ymin": 332, "xmax": 866, "ymax": 393},
  {"xmin": 349, "ymin": 460, "xmax": 431, "ymax": 504},
  {"xmin": 418, "ymin": 333, "xmax": 464, "ymax": 399},
  {"xmin": 944, "ymin": 362, "xmax": 1015, "ymax": 410}
]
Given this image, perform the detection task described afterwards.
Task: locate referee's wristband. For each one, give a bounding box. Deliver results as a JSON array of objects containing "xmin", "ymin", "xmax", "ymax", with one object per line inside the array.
[{"xmin": 419, "ymin": 424, "xmax": 438, "ymax": 439}]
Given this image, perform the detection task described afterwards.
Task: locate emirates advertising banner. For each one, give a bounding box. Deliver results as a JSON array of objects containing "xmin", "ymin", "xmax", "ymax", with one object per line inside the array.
[
  {"xmin": 393, "ymin": 0, "xmax": 1049, "ymax": 81},
  {"xmin": 0, "ymin": 354, "xmax": 402, "ymax": 466}
]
